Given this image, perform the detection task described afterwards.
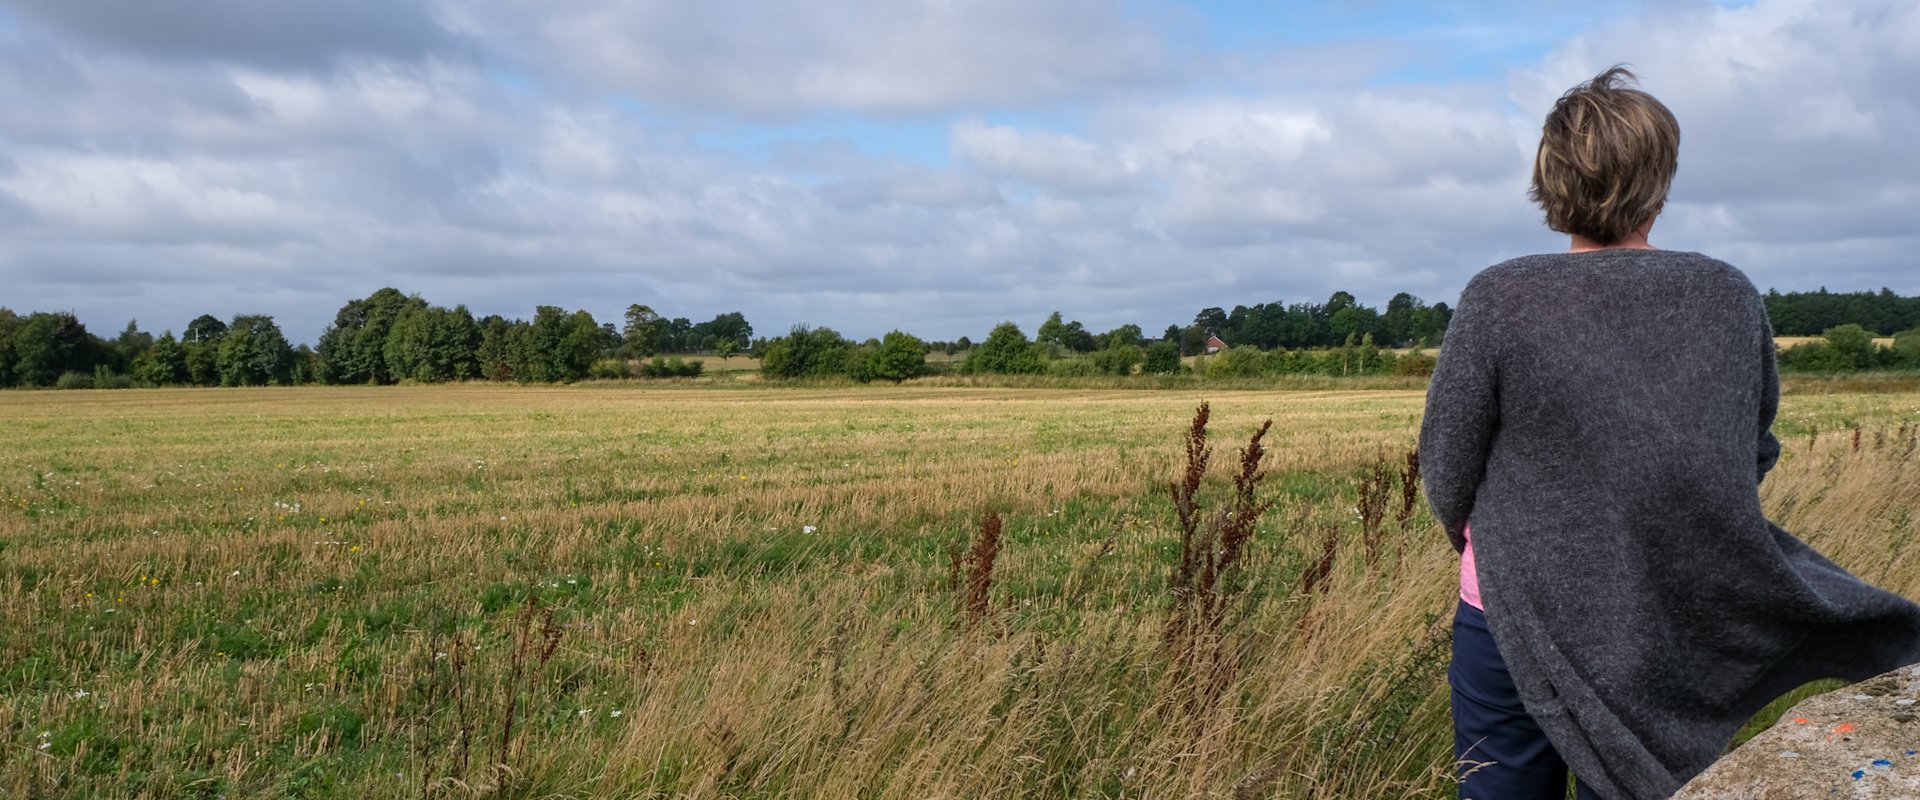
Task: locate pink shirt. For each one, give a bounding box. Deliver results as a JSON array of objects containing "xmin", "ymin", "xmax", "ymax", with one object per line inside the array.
[{"xmin": 1460, "ymin": 522, "xmax": 1482, "ymax": 609}]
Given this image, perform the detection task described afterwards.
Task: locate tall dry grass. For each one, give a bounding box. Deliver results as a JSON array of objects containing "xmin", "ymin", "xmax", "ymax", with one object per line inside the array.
[{"xmin": 1, "ymin": 385, "xmax": 1917, "ymax": 797}]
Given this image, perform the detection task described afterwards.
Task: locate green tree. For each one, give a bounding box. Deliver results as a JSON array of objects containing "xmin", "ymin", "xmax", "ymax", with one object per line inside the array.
[
  {"xmin": 1098, "ymin": 324, "xmax": 1144, "ymax": 350},
  {"xmin": 0, "ymin": 308, "xmax": 20, "ymax": 387},
  {"xmin": 1822, "ymin": 324, "xmax": 1876, "ymax": 370},
  {"xmin": 715, "ymin": 339, "xmax": 739, "ymax": 361},
  {"xmin": 758, "ymin": 325, "xmax": 853, "ymax": 379},
  {"xmin": 11, "ymin": 311, "xmax": 101, "ymax": 387},
  {"xmin": 1143, "ymin": 340, "xmax": 1182, "ymax": 374},
  {"xmin": 868, "ymin": 331, "xmax": 927, "ymax": 383},
  {"xmin": 133, "ymin": 331, "xmax": 189, "ymax": 385},
  {"xmin": 621, "ymin": 304, "xmax": 663, "ymax": 359},
  {"xmin": 477, "ymin": 316, "xmax": 516, "ymax": 381},
  {"xmin": 216, "ymin": 314, "xmax": 294, "ymax": 386},
  {"xmin": 963, "ymin": 322, "xmax": 1045, "ymax": 375},
  {"xmin": 183, "ymin": 314, "xmax": 228, "ymax": 345},
  {"xmin": 1036, "ymin": 312, "xmax": 1069, "ymax": 350},
  {"xmin": 1894, "ymin": 327, "xmax": 1920, "ymax": 368},
  {"xmin": 384, "ymin": 304, "xmax": 481, "ymax": 382},
  {"xmin": 508, "ymin": 306, "xmax": 600, "ymax": 382},
  {"xmin": 110, "ymin": 320, "xmax": 153, "ymax": 372},
  {"xmin": 316, "ymin": 288, "xmax": 421, "ymax": 385},
  {"xmin": 1089, "ymin": 343, "xmax": 1143, "ymax": 376},
  {"xmin": 185, "ymin": 341, "xmax": 221, "ymax": 386}
]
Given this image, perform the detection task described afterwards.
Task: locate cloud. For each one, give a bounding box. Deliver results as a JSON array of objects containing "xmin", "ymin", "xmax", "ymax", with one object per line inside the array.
[
  {"xmin": 4, "ymin": 0, "xmax": 458, "ymax": 70},
  {"xmin": 454, "ymin": 0, "xmax": 1177, "ymax": 116},
  {"xmin": 0, "ymin": 0, "xmax": 1915, "ymax": 346},
  {"xmin": 1512, "ymin": 0, "xmax": 1920, "ymax": 287}
]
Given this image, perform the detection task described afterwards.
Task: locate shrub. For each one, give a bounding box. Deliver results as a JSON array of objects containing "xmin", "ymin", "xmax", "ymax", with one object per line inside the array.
[
  {"xmin": 55, "ymin": 370, "xmax": 94, "ymax": 389},
  {"xmin": 867, "ymin": 331, "xmax": 927, "ymax": 383},
  {"xmin": 1205, "ymin": 345, "xmax": 1268, "ymax": 379},
  {"xmin": 1143, "ymin": 340, "xmax": 1182, "ymax": 375},
  {"xmin": 639, "ymin": 357, "xmax": 703, "ymax": 378},
  {"xmin": 1088, "ymin": 344, "xmax": 1143, "ymax": 376},
  {"xmin": 1394, "ymin": 351, "xmax": 1437, "ymax": 376},
  {"xmin": 589, "ymin": 359, "xmax": 631, "ymax": 379}
]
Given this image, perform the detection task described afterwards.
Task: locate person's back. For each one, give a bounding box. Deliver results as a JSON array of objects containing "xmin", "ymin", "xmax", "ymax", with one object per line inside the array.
[{"xmin": 1421, "ymin": 67, "xmax": 1920, "ymax": 800}]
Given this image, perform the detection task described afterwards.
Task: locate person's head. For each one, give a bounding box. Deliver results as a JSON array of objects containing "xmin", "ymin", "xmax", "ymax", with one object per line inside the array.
[{"xmin": 1529, "ymin": 66, "xmax": 1680, "ymax": 245}]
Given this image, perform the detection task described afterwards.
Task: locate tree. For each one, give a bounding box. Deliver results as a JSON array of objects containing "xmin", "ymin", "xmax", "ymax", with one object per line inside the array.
[
  {"xmin": 1180, "ymin": 325, "xmax": 1209, "ymax": 356},
  {"xmin": 509, "ymin": 306, "xmax": 601, "ymax": 382},
  {"xmin": 1383, "ymin": 293, "xmax": 1417, "ymax": 346},
  {"xmin": 1036, "ymin": 312, "xmax": 1069, "ymax": 349},
  {"xmin": 11, "ymin": 311, "xmax": 101, "ymax": 387},
  {"xmin": 962, "ymin": 322, "xmax": 1045, "ymax": 375},
  {"xmin": 477, "ymin": 316, "xmax": 517, "ymax": 381},
  {"xmin": 1192, "ymin": 308, "xmax": 1228, "ymax": 338},
  {"xmin": 1894, "ymin": 327, "xmax": 1920, "ymax": 368},
  {"xmin": 715, "ymin": 339, "xmax": 739, "ymax": 361},
  {"xmin": 1822, "ymin": 324, "xmax": 1877, "ymax": 370},
  {"xmin": 216, "ymin": 314, "xmax": 294, "ymax": 386},
  {"xmin": 1089, "ymin": 343, "xmax": 1143, "ymax": 376},
  {"xmin": 868, "ymin": 331, "xmax": 927, "ymax": 383},
  {"xmin": 110, "ymin": 320, "xmax": 153, "ymax": 372},
  {"xmin": 1143, "ymin": 340, "xmax": 1182, "ymax": 374},
  {"xmin": 697, "ymin": 312, "xmax": 753, "ymax": 351},
  {"xmin": 0, "ymin": 308, "xmax": 20, "ymax": 387},
  {"xmin": 133, "ymin": 331, "xmax": 188, "ymax": 385},
  {"xmin": 759, "ymin": 325, "xmax": 853, "ymax": 379},
  {"xmin": 385, "ymin": 304, "xmax": 481, "ymax": 382},
  {"xmin": 1099, "ymin": 324, "xmax": 1144, "ymax": 351},
  {"xmin": 316, "ymin": 288, "xmax": 421, "ymax": 384},
  {"xmin": 621, "ymin": 304, "xmax": 663, "ymax": 359},
  {"xmin": 183, "ymin": 314, "xmax": 228, "ymax": 345}
]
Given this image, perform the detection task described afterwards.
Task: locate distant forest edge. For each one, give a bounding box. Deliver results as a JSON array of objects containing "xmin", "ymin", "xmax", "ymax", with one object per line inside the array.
[{"xmin": 2, "ymin": 287, "xmax": 1918, "ymax": 388}]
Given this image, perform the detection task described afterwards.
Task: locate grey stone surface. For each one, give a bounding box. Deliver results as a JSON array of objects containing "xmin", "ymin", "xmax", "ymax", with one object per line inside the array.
[{"xmin": 1673, "ymin": 664, "xmax": 1920, "ymax": 799}]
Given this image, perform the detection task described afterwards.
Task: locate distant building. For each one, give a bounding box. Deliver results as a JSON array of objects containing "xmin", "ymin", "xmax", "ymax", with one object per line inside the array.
[{"xmin": 1205, "ymin": 334, "xmax": 1228, "ymax": 354}]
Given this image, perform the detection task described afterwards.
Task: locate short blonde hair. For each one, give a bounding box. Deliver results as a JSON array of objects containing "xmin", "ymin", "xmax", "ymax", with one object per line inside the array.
[{"xmin": 1529, "ymin": 66, "xmax": 1680, "ymax": 244}]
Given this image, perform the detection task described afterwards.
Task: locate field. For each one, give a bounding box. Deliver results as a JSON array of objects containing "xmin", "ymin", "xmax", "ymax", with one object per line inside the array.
[{"xmin": 5, "ymin": 384, "xmax": 1920, "ymax": 799}]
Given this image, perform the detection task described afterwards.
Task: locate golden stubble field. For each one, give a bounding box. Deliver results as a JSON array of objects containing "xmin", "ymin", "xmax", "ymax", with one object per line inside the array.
[{"xmin": 4, "ymin": 384, "xmax": 1919, "ymax": 799}]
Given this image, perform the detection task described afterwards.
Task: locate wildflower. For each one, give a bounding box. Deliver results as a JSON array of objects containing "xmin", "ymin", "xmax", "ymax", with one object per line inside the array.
[
  {"xmin": 72, "ymin": 689, "xmax": 89, "ymax": 699},
  {"xmin": 802, "ymin": 525, "xmax": 817, "ymax": 534},
  {"xmin": 229, "ymin": 570, "xmax": 240, "ymax": 577},
  {"xmin": 609, "ymin": 710, "xmax": 623, "ymax": 717}
]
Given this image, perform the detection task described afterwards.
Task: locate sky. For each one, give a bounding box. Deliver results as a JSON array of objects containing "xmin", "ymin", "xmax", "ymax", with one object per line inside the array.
[{"xmin": 1, "ymin": 0, "xmax": 1916, "ymax": 345}]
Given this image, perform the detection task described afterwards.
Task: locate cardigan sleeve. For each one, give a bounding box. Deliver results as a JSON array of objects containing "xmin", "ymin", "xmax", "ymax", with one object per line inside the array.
[
  {"xmin": 1756, "ymin": 310, "xmax": 1782, "ymax": 483},
  {"xmin": 1419, "ymin": 278, "xmax": 1501, "ymax": 554}
]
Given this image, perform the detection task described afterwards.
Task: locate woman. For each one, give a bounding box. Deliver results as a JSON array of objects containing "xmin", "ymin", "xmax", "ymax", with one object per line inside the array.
[{"xmin": 1420, "ymin": 66, "xmax": 1920, "ymax": 800}]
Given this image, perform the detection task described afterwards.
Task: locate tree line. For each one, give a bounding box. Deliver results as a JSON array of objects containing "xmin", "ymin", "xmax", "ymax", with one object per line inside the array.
[
  {"xmin": 755, "ymin": 290, "xmax": 1457, "ymax": 383},
  {"xmin": 0, "ymin": 288, "xmax": 753, "ymax": 388},
  {"xmin": 1764, "ymin": 288, "xmax": 1920, "ymax": 337},
  {"xmin": 5, "ymin": 285, "xmax": 1919, "ymax": 388}
]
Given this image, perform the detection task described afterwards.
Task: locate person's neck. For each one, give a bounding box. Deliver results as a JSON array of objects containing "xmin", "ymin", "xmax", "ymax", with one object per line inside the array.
[{"xmin": 1568, "ymin": 230, "xmax": 1656, "ymax": 253}]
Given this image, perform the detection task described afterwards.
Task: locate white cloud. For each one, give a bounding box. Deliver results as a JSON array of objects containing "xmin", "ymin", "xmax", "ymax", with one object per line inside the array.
[{"xmin": 0, "ymin": 0, "xmax": 1915, "ymax": 345}]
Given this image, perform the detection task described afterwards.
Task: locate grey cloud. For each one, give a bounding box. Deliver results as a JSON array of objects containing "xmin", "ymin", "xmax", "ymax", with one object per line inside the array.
[
  {"xmin": 5, "ymin": 0, "xmax": 458, "ymax": 70},
  {"xmin": 821, "ymin": 165, "xmax": 1003, "ymax": 210},
  {"xmin": 461, "ymin": 0, "xmax": 1176, "ymax": 116}
]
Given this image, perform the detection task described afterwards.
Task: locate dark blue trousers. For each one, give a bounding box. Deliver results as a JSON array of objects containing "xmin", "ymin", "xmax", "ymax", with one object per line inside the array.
[{"xmin": 1451, "ymin": 600, "xmax": 1606, "ymax": 800}]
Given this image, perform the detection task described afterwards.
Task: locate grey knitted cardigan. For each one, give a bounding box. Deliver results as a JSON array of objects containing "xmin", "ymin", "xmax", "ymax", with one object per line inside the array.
[{"xmin": 1419, "ymin": 249, "xmax": 1920, "ymax": 800}]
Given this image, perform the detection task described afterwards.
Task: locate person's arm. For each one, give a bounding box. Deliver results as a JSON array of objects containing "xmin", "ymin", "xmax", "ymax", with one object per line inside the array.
[
  {"xmin": 1756, "ymin": 307, "xmax": 1782, "ymax": 483},
  {"xmin": 1419, "ymin": 278, "xmax": 1501, "ymax": 554}
]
